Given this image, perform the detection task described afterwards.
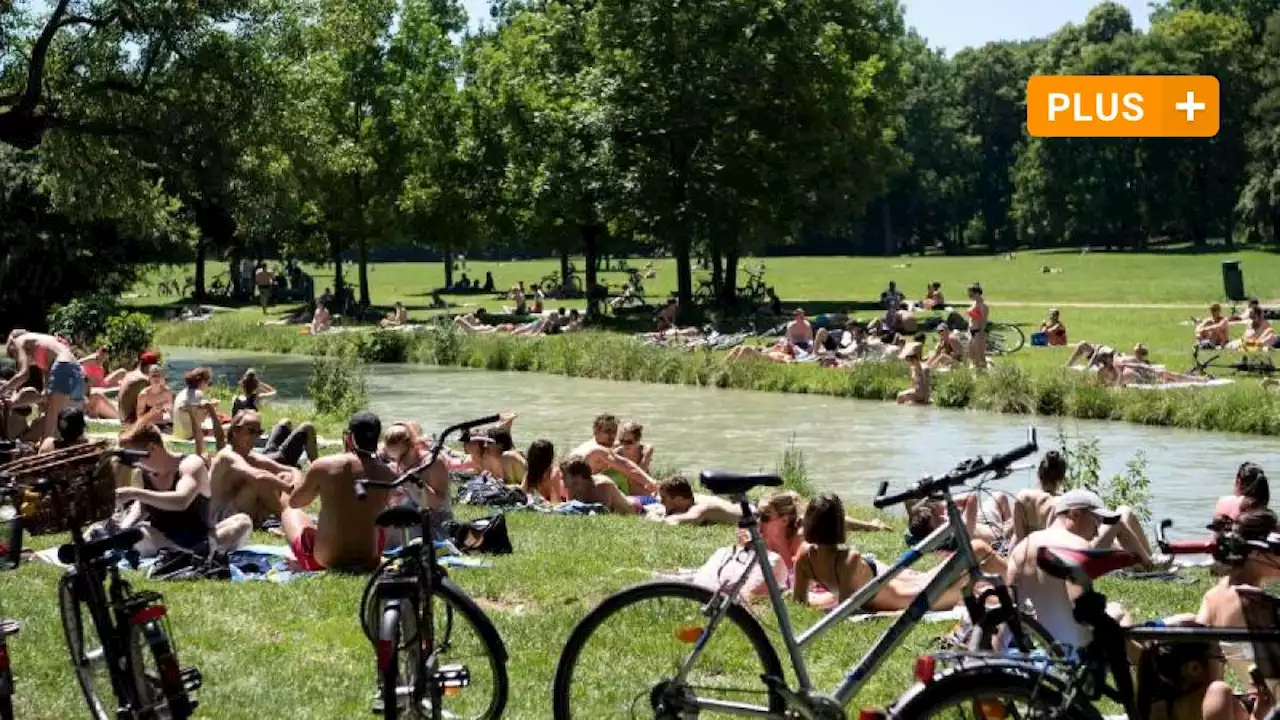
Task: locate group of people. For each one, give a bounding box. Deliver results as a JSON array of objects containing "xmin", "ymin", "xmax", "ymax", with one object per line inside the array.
[{"xmin": 1196, "ymin": 300, "xmax": 1280, "ymax": 352}]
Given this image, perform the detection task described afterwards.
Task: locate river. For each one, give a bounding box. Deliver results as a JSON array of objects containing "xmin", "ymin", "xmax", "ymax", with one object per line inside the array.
[{"xmin": 162, "ymin": 347, "xmax": 1279, "ymax": 539}]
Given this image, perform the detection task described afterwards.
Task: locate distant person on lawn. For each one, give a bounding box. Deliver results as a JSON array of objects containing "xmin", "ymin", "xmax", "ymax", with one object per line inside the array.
[
  {"xmin": 1040, "ymin": 309, "xmax": 1068, "ymax": 346},
  {"xmin": 965, "ymin": 283, "xmax": 989, "ymax": 371},
  {"xmin": 1195, "ymin": 303, "xmax": 1231, "ymax": 348},
  {"xmin": 786, "ymin": 308, "xmax": 815, "ymax": 352},
  {"xmin": 255, "ymin": 263, "xmax": 274, "ymax": 314}
]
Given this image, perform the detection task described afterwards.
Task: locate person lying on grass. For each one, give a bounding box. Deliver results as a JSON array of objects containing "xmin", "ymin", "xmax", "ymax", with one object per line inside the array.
[
  {"xmin": 379, "ymin": 301, "xmax": 409, "ymax": 328},
  {"xmin": 793, "ymin": 493, "xmax": 1004, "ymax": 612},
  {"xmin": 209, "ymin": 411, "xmax": 302, "ymax": 528},
  {"xmin": 560, "ymin": 458, "xmax": 646, "ymax": 515},
  {"xmin": 569, "ymin": 413, "xmax": 656, "ymax": 496},
  {"xmin": 1195, "ymin": 303, "xmax": 1232, "ymax": 349},
  {"xmin": 523, "ymin": 439, "xmax": 567, "ymax": 503},
  {"xmin": 484, "ymin": 425, "xmax": 527, "ymax": 485},
  {"xmin": 693, "ymin": 491, "xmax": 806, "ymax": 603},
  {"xmin": 726, "ymin": 341, "xmax": 800, "ymax": 363}
]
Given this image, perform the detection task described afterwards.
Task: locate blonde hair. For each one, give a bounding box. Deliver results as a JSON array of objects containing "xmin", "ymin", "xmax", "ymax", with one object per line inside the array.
[
  {"xmin": 384, "ymin": 422, "xmax": 418, "ymax": 448},
  {"xmin": 619, "ymin": 421, "xmax": 643, "ymax": 441},
  {"xmin": 758, "ymin": 491, "xmax": 803, "ymax": 538}
]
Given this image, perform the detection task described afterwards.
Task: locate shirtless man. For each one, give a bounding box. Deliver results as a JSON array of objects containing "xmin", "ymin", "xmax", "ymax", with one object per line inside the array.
[
  {"xmin": 210, "ymin": 411, "xmax": 302, "ymax": 527},
  {"xmin": 560, "ymin": 459, "xmax": 637, "ymax": 515},
  {"xmin": 568, "ymin": 414, "xmax": 656, "ymax": 496},
  {"xmin": 281, "ymin": 411, "xmax": 395, "ymax": 572},
  {"xmin": 2, "ymin": 330, "xmax": 84, "ymax": 439},
  {"xmin": 1006, "ymin": 490, "xmax": 1132, "ymax": 652},
  {"xmin": 652, "ymin": 475, "xmax": 743, "ymax": 526},
  {"xmin": 255, "ymin": 263, "xmax": 274, "ymax": 314},
  {"xmin": 1195, "ymin": 303, "xmax": 1231, "ymax": 348},
  {"xmin": 117, "ymin": 351, "xmax": 162, "ymax": 426},
  {"xmin": 786, "ymin": 308, "xmax": 814, "ymax": 352}
]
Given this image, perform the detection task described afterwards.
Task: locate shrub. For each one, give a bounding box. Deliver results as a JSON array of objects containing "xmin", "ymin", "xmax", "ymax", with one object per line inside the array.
[
  {"xmin": 100, "ymin": 312, "xmax": 154, "ymax": 362},
  {"xmin": 1056, "ymin": 428, "xmax": 1152, "ymax": 523},
  {"xmin": 47, "ymin": 295, "xmax": 120, "ymax": 347},
  {"xmin": 307, "ymin": 349, "xmax": 368, "ymax": 418},
  {"xmin": 932, "ymin": 367, "xmax": 975, "ymax": 408},
  {"xmin": 775, "ymin": 438, "xmax": 814, "ymax": 497},
  {"xmin": 354, "ymin": 329, "xmax": 409, "ymax": 364}
]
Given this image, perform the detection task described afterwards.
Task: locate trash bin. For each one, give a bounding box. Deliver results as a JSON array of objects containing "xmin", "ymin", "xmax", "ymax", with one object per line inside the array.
[{"xmin": 1223, "ymin": 260, "xmax": 1245, "ymax": 302}]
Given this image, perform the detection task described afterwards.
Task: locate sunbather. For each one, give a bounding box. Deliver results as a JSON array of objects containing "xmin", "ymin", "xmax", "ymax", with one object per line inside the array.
[
  {"xmin": 896, "ymin": 342, "xmax": 930, "ymax": 405},
  {"xmin": 484, "ymin": 426, "xmax": 527, "ymax": 485},
  {"xmin": 1232, "ymin": 306, "xmax": 1279, "ymax": 351},
  {"xmin": 309, "ymin": 300, "xmax": 332, "ymax": 335},
  {"xmin": 560, "ymin": 458, "xmax": 642, "ymax": 515},
  {"xmin": 524, "ymin": 439, "xmax": 566, "ymax": 503},
  {"xmin": 1012, "ymin": 450, "xmax": 1067, "ymax": 544},
  {"xmin": 1195, "ymin": 303, "xmax": 1231, "ymax": 348},
  {"xmin": 614, "ymin": 421, "xmax": 654, "ymax": 472},
  {"xmin": 568, "ymin": 414, "xmax": 656, "ymax": 496},
  {"xmin": 786, "ymin": 308, "xmax": 814, "ymax": 351},
  {"xmin": 380, "ymin": 301, "xmax": 409, "ymax": 328},
  {"xmin": 210, "ymin": 411, "xmax": 300, "ymax": 527},
  {"xmin": 37, "ymin": 406, "xmax": 88, "ymax": 454},
  {"xmin": 692, "ymin": 491, "xmax": 805, "ymax": 603},
  {"xmin": 726, "ymin": 341, "xmax": 800, "ymax": 363},
  {"xmin": 925, "ymin": 325, "xmax": 964, "ymax": 369},
  {"xmin": 651, "ymin": 475, "xmax": 743, "ymax": 526},
  {"xmin": 1040, "ymin": 309, "xmax": 1068, "ymax": 346}
]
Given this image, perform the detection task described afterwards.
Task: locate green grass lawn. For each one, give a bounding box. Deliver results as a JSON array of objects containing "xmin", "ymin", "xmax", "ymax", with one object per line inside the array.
[
  {"xmin": 3, "ymin": 509, "xmax": 1210, "ymax": 719},
  {"xmin": 127, "ymin": 249, "xmax": 1280, "ymax": 321}
]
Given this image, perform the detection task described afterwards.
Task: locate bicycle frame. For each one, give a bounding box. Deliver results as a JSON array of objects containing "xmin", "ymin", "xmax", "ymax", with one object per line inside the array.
[{"xmin": 674, "ymin": 483, "xmax": 1003, "ymax": 715}]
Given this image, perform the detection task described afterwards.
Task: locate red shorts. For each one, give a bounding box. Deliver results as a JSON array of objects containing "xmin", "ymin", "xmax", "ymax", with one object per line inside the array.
[{"xmin": 288, "ymin": 527, "xmax": 388, "ymax": 572}]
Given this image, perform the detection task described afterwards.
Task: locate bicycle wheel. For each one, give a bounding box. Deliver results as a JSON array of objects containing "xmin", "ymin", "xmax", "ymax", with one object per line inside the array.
[
  {"xmin": 132, "ymin": 618, "xmax": 197, "ymax": 720},
  {"xmin": 58, "ymin": 573, "xmax": 116, "ymax": 719},
  {"xmin": 890, "ymin": 663, "xmax": 1102, "ymax": 720},
  {"xmin": 377, "ymin": 601, "xmax": 412, "ymax": 720},
  {"xmin": 987, "ymin": 324, "xmax": 1026, "ymax": 356},
  {"xmin": 552, "ymin": 581, "xmax": 786, "ymax": 719}
]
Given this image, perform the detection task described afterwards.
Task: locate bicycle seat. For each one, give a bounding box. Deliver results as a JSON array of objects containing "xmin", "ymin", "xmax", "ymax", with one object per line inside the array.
[
  {"xmin": 699, "ymin": 470, "xmax": 783, "ymax": 496},
  {"xmin": 57, "ymin": 528, "xmax": 144, "ymax": 565},
  {"xmin": 376, "ymin": 507, "xmax": 422, "ymax": 529},
  {"xmin": 1036, "ymin": 546, "xmax": 1140, "ymax": 583}
]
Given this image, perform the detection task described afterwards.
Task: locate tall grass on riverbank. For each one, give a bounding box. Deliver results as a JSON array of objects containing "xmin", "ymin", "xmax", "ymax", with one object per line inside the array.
[{"xmin": 156, "ymin": 317, "xmax": 1280, "ymax": 436}]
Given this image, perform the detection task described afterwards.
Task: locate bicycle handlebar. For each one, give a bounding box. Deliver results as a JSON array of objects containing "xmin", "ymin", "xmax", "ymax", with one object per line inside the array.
[
  {"xmin": 353, "ymin": 414, "xmax": 501, "ymax": 500},
  {"xmin": 1156, "ymin": 519, "xmax": 1216, "ymax": 555},
  {"xmin": 872, "ymin": 428, "xmax": 1039, "ymax": 509}
]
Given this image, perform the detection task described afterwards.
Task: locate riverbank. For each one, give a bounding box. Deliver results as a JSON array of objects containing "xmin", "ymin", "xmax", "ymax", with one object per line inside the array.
[
  {"xmin": 7, "ymin": 506, "xmax": 1208, "ymax": 718},
  {"xmin": 156, "ymin": 316, "xmax": 1280, "ymax": 436}
]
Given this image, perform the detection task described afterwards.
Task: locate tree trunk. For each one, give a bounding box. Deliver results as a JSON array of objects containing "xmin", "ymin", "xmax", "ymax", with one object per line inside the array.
[
  {"xmin": 357, "ymin": 235, "xmax": 370, "ymax": 306},
  {"xmin": 330, "ymin": 233, "xmax": 345, "ymax": 305},
  {"xmin": 721, "ymin": 250, "xmax": 740, "ymax": 309},
  {"xmin": 194, "ymin": 240, "xmax": 207, "ymax": 302},
  {"xmin": 881, "ymin": 200, "xmax": 895, "ymax": 256},
  {"xmin": 228, "ymin": 251, "xmax": 242, "ymax": 299},
  {"xmin": 559, "ymin": 248, "xmax": 571, "ymax": 288},
  {"xmin": 443, "ymin": 245, "xmax": 454, "ymax": 290},
  {"xmin": 709, "ymin": 234, "xmax": 723, "ymax": 300},
  {"xmin": 582, "ymin": 224, "xmax": 601, "ymax": 318}
]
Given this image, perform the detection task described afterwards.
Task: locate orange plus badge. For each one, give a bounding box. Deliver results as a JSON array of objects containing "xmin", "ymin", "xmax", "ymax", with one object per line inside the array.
[{"xmin": 1026, "ymin": 75, "xmax": 1219, "ymax": 138}]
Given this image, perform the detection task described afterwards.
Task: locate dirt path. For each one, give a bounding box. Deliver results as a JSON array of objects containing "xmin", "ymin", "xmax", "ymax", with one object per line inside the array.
[{"xmin": 991, "ymin": 301, "xmax": 1204, "ymax": 310}]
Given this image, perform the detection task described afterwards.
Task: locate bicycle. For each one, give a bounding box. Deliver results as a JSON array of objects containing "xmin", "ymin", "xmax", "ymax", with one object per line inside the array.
[
  {"xmin": 1, "ymin": 479, "xmax": 24, "ymax": 720},
  {"xmin": 1188, "ymin": 344, "xmax": 1277, "ymax": 379},
  {"xmin": 15, "ymin": 448, "xmax": 202, "ymax": 720},
  {"xmin": 550, "ymin": 429, "xmax": 1044, "ymax": 718},
  {"xmin": 886, "ymin": 519, "xmax": 1280, "ymax": 719},
  {"xmin": 985, "ymin": 322, "xmax": 1027, "ymax": 356},
  {"xmin": 354, "ymin": 415, "xmax": 510, "ymax": 720}
]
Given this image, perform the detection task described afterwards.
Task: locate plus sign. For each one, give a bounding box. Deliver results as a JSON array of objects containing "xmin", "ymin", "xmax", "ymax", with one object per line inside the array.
[{"xmin": 1175, "ymin": 90, "xmax": 1206, "ymax": 122}]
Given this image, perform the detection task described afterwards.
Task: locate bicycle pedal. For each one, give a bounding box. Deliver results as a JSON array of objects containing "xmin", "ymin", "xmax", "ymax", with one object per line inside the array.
[
  {"xmin": 181, "ymin": 667, "xmax": 202, "ymax": 692},
  {"xmin": 435, "ymin": 663, "xmax": 470, "ymax": 689}
]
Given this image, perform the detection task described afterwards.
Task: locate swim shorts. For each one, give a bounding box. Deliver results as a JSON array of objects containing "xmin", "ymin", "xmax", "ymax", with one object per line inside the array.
[
  {"xmin": 288, "ymin": 527, "xmax": 324, "ymax": 572},
  {"xmin": 48, "ymin": 360, "xmax": 86, "ymax": 403}
]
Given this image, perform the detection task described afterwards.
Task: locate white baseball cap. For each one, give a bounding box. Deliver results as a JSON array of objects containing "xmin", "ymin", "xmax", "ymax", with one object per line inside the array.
[{"xmin": 1052, "ymin": 489, "xmax": 1120, "ymax": 523}]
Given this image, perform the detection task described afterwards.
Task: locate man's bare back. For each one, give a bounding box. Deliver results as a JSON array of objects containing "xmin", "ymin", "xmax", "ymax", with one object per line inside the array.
[
  {"xmin": 118, "ymin": 370, "xmax": 149, "ymax": 422},
  {"xmin": 286, "ymin": 452, "xmax": 390, "ymax": 571},
  {"xmin": 664, "ymin": 494, "xmax": 742, "ymax": 526}
]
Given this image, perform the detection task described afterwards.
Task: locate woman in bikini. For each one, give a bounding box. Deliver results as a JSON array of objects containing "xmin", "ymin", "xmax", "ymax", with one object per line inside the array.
[
  {"xmin": 614, "ymin": 421, "xmax": 654, "ymax": 472},
  {"xmin": 484, "ymin": 426, "xmax": 527, "ymax": 485},
  {"xmin": 524, "ymin": 439, "xmax": 566, "ymax": 502},
  {"xmin": 965, "ymin": 283, "xmax": 989, "ymax": 371},
  {"xmin": 793, "ymin": 493, "xmax": 968, "ymax": 612},
  {"xmin": 135, "ymin": 364, "xmax": 175, "ymax": 428},
  {"xmin": 231, "ymin": 368, "xmax": 277, "ymax": 416}
]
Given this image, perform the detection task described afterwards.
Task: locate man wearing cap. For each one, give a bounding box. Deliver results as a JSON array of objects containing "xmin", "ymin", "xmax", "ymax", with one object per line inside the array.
[
  {"xmin": 281, "ymin": 411, "xmax": 396, "ymax": 572},
  {"xmin": 1006, "ymin": 489, "xmax": 1137, "ymax": 650}
]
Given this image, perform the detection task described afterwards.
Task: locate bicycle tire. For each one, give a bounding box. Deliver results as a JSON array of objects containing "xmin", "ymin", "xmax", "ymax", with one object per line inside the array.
[
  {"xmin": 988, "ymin": 323, "xmax": 1026, "ymax": 356},
  {"xmin": 58, "ymin": 572, "xmax": 116, "ymax": 719},
  {"xmin": 890, "ymin": 661, "xmax": 1102, "ymax": 720},
  {"xmin": 551, "ymin": 581, "xmax": 786, "ymax": 719},
  {"xmin": 379, "ymin": 602, "xmax": 407, "ymax": 720},
  {"xmin": 430, "ymin": 578, "xmax": 508, "ymax": 720},
  {"xmin": 135, "ymin": 619, "xmax": 196, "ymax": 720}
]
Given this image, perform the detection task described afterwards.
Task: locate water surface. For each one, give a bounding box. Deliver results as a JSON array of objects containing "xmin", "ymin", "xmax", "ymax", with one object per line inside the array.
[{"xmin": 164, "ymin": 347, "xmax": 1278, "ymax": 539}]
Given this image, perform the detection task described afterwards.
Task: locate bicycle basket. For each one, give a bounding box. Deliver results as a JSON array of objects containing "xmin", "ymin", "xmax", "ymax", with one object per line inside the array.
[{"xmin": 0, "ymin": 442, "xmax": 112, "ymax": 535}]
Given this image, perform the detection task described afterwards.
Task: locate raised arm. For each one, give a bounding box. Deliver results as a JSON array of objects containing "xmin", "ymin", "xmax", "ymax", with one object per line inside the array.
[
  {"xmin": 602, "ymin": 451, "xmax": 656, "ymax": 496},
  {"xmin": 0, "ymin": 340, "xmax": 32, "ymax": 396},
  {"xmin": 288, "ymin": 459, "xmax": 328, "ymax": 509},
  {"xmin": 231, "ymin": 452, "xmax": 297, "ymax": 492}
]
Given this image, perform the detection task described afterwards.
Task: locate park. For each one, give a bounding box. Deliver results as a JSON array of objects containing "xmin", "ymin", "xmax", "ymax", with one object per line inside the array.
[{"xmin": 4, "ymin": 0, "xmax": 1280, "ymax": 717}]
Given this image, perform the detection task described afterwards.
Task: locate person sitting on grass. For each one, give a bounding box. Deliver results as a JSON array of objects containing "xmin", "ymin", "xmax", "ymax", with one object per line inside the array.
[
  {"xmin": 785, "ymin": 308, "xmax": 815, "ymax": 352},
  {"xmin": 1040, "ymin": 309, "xmax": 1068, "ymax": 346},
  {"xmin": 173, "ymin": 367, "xmax": 227, "ymax": 456},
  {"xmin": 379, "ymin": 421, "xmax": 452, "ymax": 535},
  {"xmin": 1011, "ymin": 450, "xmax": 1068, "ymax": 544},
  {"xmin": 925, "ymin": 325, "xmax": 964, "ymax": 370},
  {"xmin": 115, "ymin": 423, "xmax": 252, "ymax": 557},
  {"xmin": 485, "ymin": 425, "xmax": 528, "ymax": 486},
  {"xmin": 380, "ymin": 301, "xmax": 409, "ymax": 328},
  {"xmin": 1195, "ymin": 303, "xmax": 1232, "ymax": 349},
  {"xmin": 614, "ymin": 420, "xmax": 654, "ymax": 472},
  {"xmin": 134, "ymin": 364, "xmax": 175, "ymax": 429},
  {"xmin": 560, "ymin": 458, "xmax": 642, "ymax": 515},
  {"xmin": 523, "ymin": 439, "xmax": 567, "ymax": 503},
  {"xmin": 656, "ymin": 299, "xmax": 678, "ymax": 333},
  {"xmin": 793, "ymin": 493, "xmax": 995, "ymax": 612},
  {"xmin": 309, "ymin": 300, "xmax": 332, "ymax": 335},
  {"xmin": 281, "ymin": 411, "xmax": 397, "ymax": 572},
  {"xmin": 650, "ymin": 475, "xmax": 744, "ymax": 526},
  {"xmin": 896, "ymin": 342, "xmax": 930, "ymax": 405},
  {"xmin": 1233, "ymin": 306, "xmax": 1279, "ymax": 351},
  {"xmin": 38, "ymin": 406, "xmax": 88, "ymax": 454},
  {"xmin": 923, "ymin": 282, "xmax": 945, "ymax": 310},
  {"xmin": 230, "ymin": 368, "xmax": 277, "ymax": 416},
  {"xmin": 693, "ymin": 491, "xmax": 805, "ymax": 603},
  {"xmin": 568, "ymin": 413, "xmax": 657, "ymax": 496},
  {"xmin": 209, "ymin": 411, "xmax": 301, "ymax": 528},
  {"xmin": 1213, "ymin": 461, "xmax": 1269, "ymax": 523}
]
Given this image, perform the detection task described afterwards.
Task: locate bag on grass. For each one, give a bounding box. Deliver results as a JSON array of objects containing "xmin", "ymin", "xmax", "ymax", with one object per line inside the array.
[{"xmin": 447, "ymin": 513, "xmax": 512, "ymax": 555}]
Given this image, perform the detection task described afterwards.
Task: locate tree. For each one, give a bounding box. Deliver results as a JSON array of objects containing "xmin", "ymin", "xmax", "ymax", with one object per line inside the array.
[
  {"xmin": 1237, "ymin": 11, "xmax": 1280, "ymax": 242},
  {"xmin": 0, "ymin": 0, "xmax": 249, "ymax": 150}
]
